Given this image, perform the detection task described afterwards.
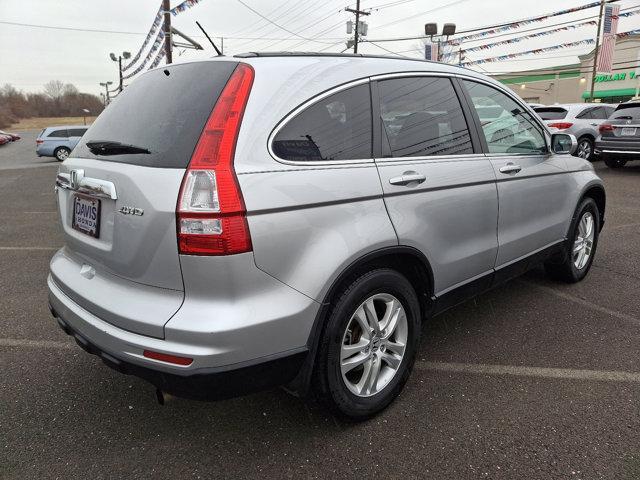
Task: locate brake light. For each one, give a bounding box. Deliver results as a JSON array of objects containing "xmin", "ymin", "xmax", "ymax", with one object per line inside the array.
[
  {"xmin": 548, "ymin": 122, "xmax": 574, "ymax": 129},
  {"xmin": 143, "ymin": 350, "xmax": 193, "ymax": 366},
  {"xmin": 177, "ymin": 63, "xmax": 254, "ymax": 256},
  {"xmin": 36, "ymin": 139, "xmax": 43, "ymax": 144},
  {"xmin": 599, "ymin": 123, "xmax": 614, "ymax": 133}
]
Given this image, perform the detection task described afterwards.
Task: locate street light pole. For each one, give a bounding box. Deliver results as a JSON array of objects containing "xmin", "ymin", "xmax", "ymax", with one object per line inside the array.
[
  {"xmin": 99, "ymin": 81, "xmax": 113, "ymax": 105},
  {"xmin": 118, "ymin": 56, "xmax": 123, "ymax": 92},
  {"xmin": 110, "ymin": 51, "xmax": 130, "ymax": 93}
]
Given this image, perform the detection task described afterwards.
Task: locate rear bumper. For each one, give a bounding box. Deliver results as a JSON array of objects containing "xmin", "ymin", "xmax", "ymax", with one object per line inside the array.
[
  {"xmin": 51, "ymin": 304, "xmax": 307, "ymax": 400},
  {"xmin": 595, "ymin": 140, "xmax": 640, "ymax": 156},
  {"xmin": 47, "ymin": 256, "xmax": 319, "ymax": 399}
]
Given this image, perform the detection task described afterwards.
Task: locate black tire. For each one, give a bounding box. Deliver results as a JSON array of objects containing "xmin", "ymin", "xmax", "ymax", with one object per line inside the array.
[
  {"xmin": 575, "ymin": 136, "xmax": 594, "ymax": 161},
  {"xmin": 544, "ymin": 197, "xmax": 600, "ymax": 283},
  {"xmin": 54, "ymin": 147, "xmax": 70, "ymax": 162},
  {"xmin": 604, "ymin": 157, "xmax": 627, "ymax": 169},
  {"xmin": 314, "ymin": 268, "xmax": 421, "ymax": 421}
]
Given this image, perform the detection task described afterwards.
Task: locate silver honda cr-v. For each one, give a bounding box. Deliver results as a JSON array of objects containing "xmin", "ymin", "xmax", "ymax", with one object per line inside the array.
[{"xmin": 48, "ymin": 53, "xmax": 605, "ymax": 420}]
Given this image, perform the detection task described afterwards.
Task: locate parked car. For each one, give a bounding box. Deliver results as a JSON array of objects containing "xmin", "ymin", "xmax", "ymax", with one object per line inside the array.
[
  {"xmin": 48, "ymin": 54, "xmax": 605, "ymax": 420},
  {"xmin": 0, "ymin": 130, "xmax": 20, "ymax": 141},
  {"xmin": 36, "ymin": 126, "xmax": 88, "ymax": 161},
  {"xmin": 596, "ymin": 101, "xmax": 640, "ymax": 168},
  {"xmin": 534, "ymin": 103, "xmax": 615, "ymax": 160}
]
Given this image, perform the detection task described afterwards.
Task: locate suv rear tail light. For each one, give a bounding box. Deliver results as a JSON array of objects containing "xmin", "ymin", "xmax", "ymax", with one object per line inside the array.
[
  {"xmin": 36, "ymin": 139, "xmax": 43, "ymax": 144},
  {"xmin": 599, "ymin": 123, "xmax": 614, "ymax": 133},
  {"xmin": 177, "ymin": 63, "xmax": 254, "ymax": 256},
  {"xmin": 548, "ymin": 122, "xmax": 574, "ymax": 130}
]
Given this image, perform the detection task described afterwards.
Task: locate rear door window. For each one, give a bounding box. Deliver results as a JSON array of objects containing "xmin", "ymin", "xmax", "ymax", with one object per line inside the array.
[
  {"xmin": 272, "ymin": 84, "xmax": 372, "ymax": 162},
  {"xmin": 48, "ymin": 129, "xmax": 68, "ymax": 138},
  {"xmin": 576, "ymin": 108, "xmax": 595, "ymax": 119},
  {"xmin": 377, "ymin": 76, "xmax": 473, "ymax": 157},
  {"xmin": 68, "ymin": 128, "xmax": 87, "ymax": 137},
  {"xmin": 534, "ymin": 108, "xmax": 568, "ymax": 120},
  {"xmin": 71, "ymin": 61, "xmax": 239, "ymax": 168}
]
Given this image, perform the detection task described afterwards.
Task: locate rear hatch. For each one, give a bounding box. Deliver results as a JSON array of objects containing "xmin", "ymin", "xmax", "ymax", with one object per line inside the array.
[
  {"xmin": 52, "ymin": 60, "xmax": 238, "ymax": 338},
  {"xmin": 600, "ymin": 103, "xmax": 640, "ymax": 143}
]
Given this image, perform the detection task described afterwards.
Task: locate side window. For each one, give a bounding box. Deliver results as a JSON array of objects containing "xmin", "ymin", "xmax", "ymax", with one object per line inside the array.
[
  {"xmin": 378, "ymin": 76, "xmax": 473, "ymax": 157},
  {"xmin": 463, "ymin": 80, "xmax": 547, "ymax": 155},
  {"xmin": 272, "ymin": 84, "xmax": 372, "ymax": 162},
  {"xmin": 576, "ymin": 108, "xmax": 595, "ymax": 119},
  {"xmin": 590, "ymin": 107, "xmax": 608, "ymax": 120},
  {"xmin": 48, "ymin": 129, "xmax": 68, "ymax": 138},
  {"xmin": 68, "ymin": 128, "xmax": 87, "ymax": 137}
]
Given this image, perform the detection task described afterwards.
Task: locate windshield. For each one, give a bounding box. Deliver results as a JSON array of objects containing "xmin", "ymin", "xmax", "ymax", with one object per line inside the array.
[
  {"xmin": 71, "ymin": 61, "xmax": 238, "ymax": 168},
  {"xmin": 534, "ymin": 108, "xmax": 568, "ymax": 120}
]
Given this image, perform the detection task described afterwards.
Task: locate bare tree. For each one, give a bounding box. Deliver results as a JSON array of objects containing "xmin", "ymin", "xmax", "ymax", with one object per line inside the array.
[{"xmin": 43, "ymin": 80, "xmax": 65, "ymax": 101}]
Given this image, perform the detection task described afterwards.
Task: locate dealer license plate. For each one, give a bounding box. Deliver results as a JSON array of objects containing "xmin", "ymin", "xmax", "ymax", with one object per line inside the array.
[{"xmin": 72, "ymin": 195, "xmax": 100, "ymax": 238}]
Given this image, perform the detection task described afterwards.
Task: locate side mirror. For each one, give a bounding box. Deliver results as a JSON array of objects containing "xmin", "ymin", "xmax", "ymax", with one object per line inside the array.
[{"xmin": 551, "ymin": 133, "xmax": 577, "ymax": 155}]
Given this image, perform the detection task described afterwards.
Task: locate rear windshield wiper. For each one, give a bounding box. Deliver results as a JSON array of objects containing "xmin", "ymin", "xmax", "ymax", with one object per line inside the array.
[{"xmin": 86, "ymin": 140, "xmax": 151, "ymax": 155}]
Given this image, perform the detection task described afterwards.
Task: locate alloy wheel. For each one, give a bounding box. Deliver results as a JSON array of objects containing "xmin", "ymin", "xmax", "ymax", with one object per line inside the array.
[
  {"xmin": 340, "ymin": 293, "xmax": 408, "ymax": 397},
  {"xmin": 573, "ymin": 212, "xmax": 595, "ymax": 269},
  {"xmin": 576, "ymin": 140, "xmax": 591, "ymax": 159}
]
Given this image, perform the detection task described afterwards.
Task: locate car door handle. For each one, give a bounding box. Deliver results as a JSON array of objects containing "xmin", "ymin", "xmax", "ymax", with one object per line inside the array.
[
  {"xmin": 389, "ymin": 171, "xmax": 426, "ymax": 186},
  {"xmin": 499, "ymin": 163, "xmax": 522, "ymax": 174},
  {"xmin": 590, "ymin": 123, "xmax": 598, "ymax": 126}
]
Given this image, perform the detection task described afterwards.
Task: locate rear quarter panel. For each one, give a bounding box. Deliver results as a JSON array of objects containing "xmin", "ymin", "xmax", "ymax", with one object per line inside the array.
[{"xmin": 239, "ymin": 166, "xmax": 397, "ymax": 302}]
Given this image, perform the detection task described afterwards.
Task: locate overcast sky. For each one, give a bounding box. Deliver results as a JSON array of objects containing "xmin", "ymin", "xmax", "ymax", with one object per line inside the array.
[{"xmin": 1, "ymin": 0, "xmax": 639, "ymax": 96}]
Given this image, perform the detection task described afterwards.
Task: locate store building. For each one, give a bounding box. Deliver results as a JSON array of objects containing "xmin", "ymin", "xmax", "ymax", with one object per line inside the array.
[{"xmin": 494, "ymin": 35, "xmax": 640, "ymax": 104}]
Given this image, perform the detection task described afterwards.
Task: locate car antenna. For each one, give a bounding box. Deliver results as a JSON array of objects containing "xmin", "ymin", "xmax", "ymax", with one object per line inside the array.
[{"xmin": 196, "ymin": 21, "xmax": 223, "ymax": 56}]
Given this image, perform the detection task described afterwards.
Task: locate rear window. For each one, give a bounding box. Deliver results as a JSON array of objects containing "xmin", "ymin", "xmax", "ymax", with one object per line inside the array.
[
  {"xmin": 613, "ymin": 104, "xmax": 640, "ymax": 119},
  {"xmin": 534, "ymin": 108, "xmax": 568, "ymax": 120},
  {"xmin": 48, "ymin": 129, "xmax": 68, "ymax": 138},
  {"xmin": 71, "ymin": 61, "xmax": 238, "ymax": 168}
]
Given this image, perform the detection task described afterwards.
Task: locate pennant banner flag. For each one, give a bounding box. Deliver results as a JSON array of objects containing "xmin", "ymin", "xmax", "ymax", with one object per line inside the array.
[
  {"xmin": 149, "ymin": 49, "xmax": 167, "ymax": 70},
  {"xmin": 442, "ymin": 19, "xmax": 598, "ymax": 59},
  {"xmin": 122, "ymin": 4, "xmax": 164, "ymax": 71},
  {"xmin": 597, "ymin": 4, "xmax": 621, "ymax": 73},
  {"xmin": 447, "ymin": 1, "xmax": 605, "ymax": 46},
  {"xmin": 170, "ymin": 0, "xmax": 205, "ymax": 16},
  {"xmin": 122, "ymin": 30, "xmax": 165, "ymax": 80},
  {"xmin": 461, "ymin": 29, "xmax": 640, "ymax": 66},
  {"xmin": 123, "ymin": 0, "xmax": 205, "ymax": 74}
]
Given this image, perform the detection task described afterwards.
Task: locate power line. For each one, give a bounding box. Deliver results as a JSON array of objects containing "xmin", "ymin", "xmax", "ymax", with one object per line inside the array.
[
  {"xmin": 375, "ymin": 0, "xmax": 474, "ymax": 29},
  {"xmin": 234, "ymin": 0, "xmax": 337, "ymax": 44}
]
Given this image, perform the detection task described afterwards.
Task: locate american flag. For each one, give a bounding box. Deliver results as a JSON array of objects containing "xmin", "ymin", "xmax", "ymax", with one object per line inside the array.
[
  {"xmin": 597, "ymin": 4, "xmax": 620, "ymax": 73},
  {"xmin": 425, "ymin": 43, "xmax": 439, "ymax": 61}
]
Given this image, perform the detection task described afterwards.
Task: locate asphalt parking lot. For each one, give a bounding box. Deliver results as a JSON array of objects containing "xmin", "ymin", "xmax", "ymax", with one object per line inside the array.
[{"xmin": 2, "ymin": 132, "xmax": 640, "ymax": 479}]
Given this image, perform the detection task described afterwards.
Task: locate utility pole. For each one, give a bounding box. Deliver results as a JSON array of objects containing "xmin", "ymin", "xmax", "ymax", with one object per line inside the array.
[
  {"xmin": 163, "ymin": 0, "xmax": 173, "ymax": 64},
  {"xmin": 346, "ymin": 1, "xmax": 370, "ymax": 53},
  {"xmin": 588, "ymin": 0, "xmax": 606, "ymax": 102}
]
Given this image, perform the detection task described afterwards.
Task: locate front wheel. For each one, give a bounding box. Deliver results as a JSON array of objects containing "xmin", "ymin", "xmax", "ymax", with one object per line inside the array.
[
  {"xmin": 314, "ymin": 268, "xmax": 421, "ymax": 420},
  {"xmin": 545, "ymin": 197, "xmax": 600, "ymax": 283},
  {"xmin": 604, "ymin": 157, "xmax": 627, "ymax": 169},
  {"xmin": 54, "ymin": 147, "xmax": 70, "ymax": 162}
]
